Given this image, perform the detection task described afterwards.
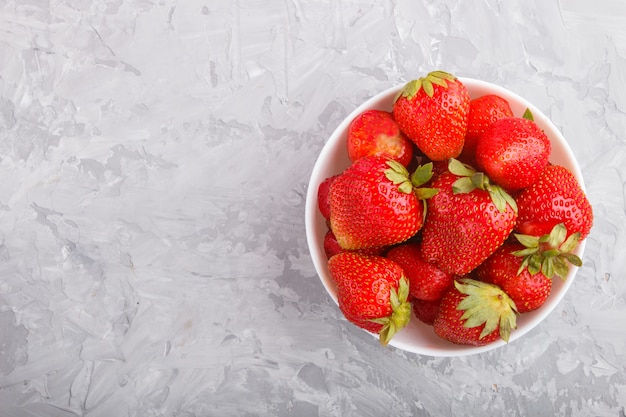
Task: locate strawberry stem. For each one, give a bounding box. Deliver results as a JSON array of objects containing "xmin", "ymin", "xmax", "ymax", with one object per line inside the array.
[
  {"xmin": 396, "ymin": 71, "xmax": 457, "ymax": 100},
  {"xmin": 455, "ymin": 278, "xmax": 518, "ymax": 342},
  {"xmin": 370, "ymin": 275, "xmax": 411, "ymax": 346},
  {"xmin": 512, "ymin": 223, "xmax": 583, "ymax": 280},
  {"xmin": 448, "ymin": 158, "xmax": 517, "ymax": 214},
  {"xmin": 384, "ymin": 160, "xmax": 438, "ymax": 200}
]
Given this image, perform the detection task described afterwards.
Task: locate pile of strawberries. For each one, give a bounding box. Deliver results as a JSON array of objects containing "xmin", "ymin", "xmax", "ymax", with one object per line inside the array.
[{"xmin": 317, "ymin": 71, "xmax": 593, "ymax": 347}]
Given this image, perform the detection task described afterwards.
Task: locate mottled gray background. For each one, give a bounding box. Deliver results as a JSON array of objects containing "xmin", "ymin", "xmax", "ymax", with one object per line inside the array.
[{"xmin": 0, "ymin": 0, "xmax": 625, "ymax": 416}]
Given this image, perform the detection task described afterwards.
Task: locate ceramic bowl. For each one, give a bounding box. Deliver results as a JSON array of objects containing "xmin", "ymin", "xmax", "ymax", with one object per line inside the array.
[{"xmin": 305, "ymin": 77, "xmax": 586, "ymax": 356}]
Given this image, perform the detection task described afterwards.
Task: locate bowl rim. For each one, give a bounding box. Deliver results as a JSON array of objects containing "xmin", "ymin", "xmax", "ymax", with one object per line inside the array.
[{"xmin": 305, "ymin": 77, "xmax": 587, "ymax": 357}]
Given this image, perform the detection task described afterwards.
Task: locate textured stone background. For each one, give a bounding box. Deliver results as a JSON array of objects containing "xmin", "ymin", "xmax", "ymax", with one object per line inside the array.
[{"xmin": 0, "ymin": 0, "xmax": 625, "ymax": 416}]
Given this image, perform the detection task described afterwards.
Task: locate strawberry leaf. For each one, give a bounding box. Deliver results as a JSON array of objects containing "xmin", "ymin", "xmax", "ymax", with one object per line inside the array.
[
  {"xmin": 415, "ymin": 187, "xmax": 439, "ymax": 200},
  {"xmin": 410, "ymin": 162, "xmax": 434, "ymax": 187},
  {"xmin": 447, "ymin": 158, "xmax": 517, "ymax": 213},
  {"xmin": 517, "ymin": 256, "xmax": 531, "ymax": 275},
  {"xmin": 564, "ymin": 253, "xmax": 583, "ymax": 267},
  {"xmin": 397, "ymin": 182, "xmax": 413, "ymax": 194},
  {"xmin": 541, "ymin": 257, "xmax": 555, "ymax": 279},
  {"xmin": 547, "ymin": 223, "xmax": 567, "ymax": 248},
  {"xmin": 553, "ymin": 257, "xmax": 569, "ymax": 280},
  {"xmin": 514, "ymin": 233, "xmax": 540, "ymax": 249},
  {"xmin": 471, "ymin": 172, "xmax": 486, "ymax": 189},
  {"xmin": 385, "ymin": 160, "xmax": 413, "ymax": 194},
  {"xmin": 514, "ymin": 223, "xmax": 584, "ymax": 280},
  {"xmin": 452, "ymin": 177, "xmax": 476, "ymax": 194},
  {"xmin": 455, "ymin": 279, "xmax": 518, "ymax": 342},
  {"xmin": 560, "ymin": 231, "xmax": 581, "ymax": 253},
  {"xmin": 489, "ymin": 186, "xmax": 508, "ymax": 213},
  {"xmin": 522, "ymin": 108, "xmax": 534, "ymax": 121},
  {"xmin": 398, "ymin": 79, "xmax": 422, "ymax": 101},
  {"xmin": 511, "ymin": 247, "xmax": 538, "ymax": 257},
  {"xmin": 448, "ymin": 158, "xmax": 476, "ymax": 177},
  {"xmin": 486, "ymin": 184, "xmax": 517, "ymax": 214},
  {"xmin": 429, "ymin": 75, "xmax": 449, "ymax": 88},
  {"xmin": 499, "ymin": 187, "xmax": 518, "ymax": 213},
  {"xmin": 373, "ymin": 276, "xmax": 412, "ymax": 346},
  {"xmin": 527, "ymin": 254, "xmax": 542, "ymax": 275},
  {"xmin": 423, "ymin": 79, "xmax": 434, "ymax": 97},
  {"xmin": 429, "ymin": 70, "xmax": 456, "ymax": 83}
]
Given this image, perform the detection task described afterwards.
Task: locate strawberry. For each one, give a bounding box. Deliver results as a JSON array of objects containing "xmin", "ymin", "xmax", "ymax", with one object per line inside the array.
[
  {"xmin": 347, "ymin": 109, "xmax": 414, "ymax": 167},
  {"xmin": 476, "ymin": 115, "xmax": 551, "ymax": 191},
  {"xmin": 476, "ymin": 223, "xmax": 583, "ymax": 313},
  {"xmin": 386, "ymin": 243, "xmax": 454, "ymax": 301},
  {"xmin": 393, "ymin": 71, "xmax": 470, "ymax": 161},
  {"xmin": 420, "ymin": 159, "xmax": 518, "ymax": 275},
  {"xmin": 412, "ymin": 298, "xmax": 441, "ymax": 326},
  {"xmin": 317, "ymin": 174, "xmax": 339, "ymax": 221},
  {"xmin": 323, "ymin": 230, "xmax": 344, "ymax": 259},
  {"xmin": 433, "ymin": 278, "xmax": 518, "ymax": 346},
  {"xmin": 476, "ymin": 243, "xmax": 552, "ymax": 313},
  {"xmin": 460, "ymin": 94, "xmax": 514, "ymax": 164},
  {"xmin": 515, "ymin": 165, "xmax": 593, "ymax": 240},
  {"xmin": 323, "ymin": 230, "xmax": 386, "ymax": 259},
  {"xmin": 328, "ymin": 252, "xmax": 412, "ymax": 346},
  {"xmin": 329, "ymin": 156, "xmax": 437, "ymax": 250}
]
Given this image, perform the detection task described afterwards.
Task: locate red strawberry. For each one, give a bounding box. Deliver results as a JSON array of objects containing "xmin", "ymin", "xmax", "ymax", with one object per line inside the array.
[
  {"xmin": 386, "ymin": 243, "xmax": 454, "ymax": 301},
  {"xmin": 476, "ymin": 223, "xmax": 583, "ymax": 313},
  {"xmin": 328, "ymin": 252, "xmax": 412, "ymax": 346},
  {"xmin": 476, "ymin": 116, "xmax": 551, "ymax": 191},
  {"xmin": 515, "ymin": 165, "xmax": 593, "ymax": 240},
  {"xmin": 430, "ymin": 159, "xmax": 449, "ymax": 182},
  {"xmin": 412, "ymin": 298, "xmax": 441, "ymax": 326},
  {"xmin": 329, "ymin": 156, "xmax": 436, "ymax": 250},
  {"xmin": 476, "ymin": 243, "xmax": 552, "ymax": 313},
  {"xmin": 347, "ymin": 109, "xmax": 414, "ymax": 167},
  {"xmin": 460, "ymin": 94, "xmax": 514, "ymax": 164},
  {"xmin": 318, "ymin": 174, "xmax": 339, "ymax": 221},
  {"xmin": 323, "ymin": 230, "xmax": 386, "ymax": 259},
  {"xmin": 393, "ymin": 71, "xmax": 470, "ymax": 161},
  {"xmin": 433, "ymin": 278, "xmax": 518, "ymax": 346},
  {"xmin": 420, "ymin": 159, "xmax": 518, "ymax": 275},
  {"xmin": 323, "ymin": 230, "xmax": 343, "ymax": 259}
]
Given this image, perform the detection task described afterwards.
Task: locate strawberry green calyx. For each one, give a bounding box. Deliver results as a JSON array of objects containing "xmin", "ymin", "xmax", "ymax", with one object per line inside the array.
[
  {"xmin": 512, "ymin": 223, "xmax": 583, "ymax": 280},
  {"xmin": 448, "ymin": 158, "xmax": 518, "ymax": 214},
  {"xmin": 455, "ymin": 278, "xmax": 518, "ymax": 342},
  {"xmin": 522, "ymin": 108, "xmax": 534, "ymax": 121},
  {"xmin": 370, "ymin": 275, "xmax": 412, "ymax": 346},
  {"xmin": 385, "ymin": 160, "xmax": 439, "ymax": 199},
  {"xmin": 396, "ymin": 70, "xmax": 458, "ymax": 100},
  {"xmin": 385, "ymin": 160, "xmax": 438, "ymax": 224},
  {"xmin": 384, "ymin": 160, "xmax": 413, "ymax": 194}
]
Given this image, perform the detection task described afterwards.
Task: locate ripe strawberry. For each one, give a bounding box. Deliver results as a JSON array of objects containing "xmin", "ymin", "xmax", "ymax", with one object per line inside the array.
[
  {"xmin": 433, "ymin": 278, "xmax": 518, "ymax": 346},
  {"xmin": 476, "ymin": 116, "xmax": 551, "ymax": 191},
  {"xmin": 420, "ymin": 159, "xmax": 518, "ymax": 275},
  {"xmin": 329, "ymin": 156, "xmax": 437, "ymax": 250},
  {"xmin": 328, "ymin": 252, "xmax": 412, "ymax": 346},
  {"xmin": 515, "ymin": 165, "xmax": 593, "ymax": 240},
  {"xmin": 460, "ymin": 94, "xmax": 514, "ymax": 164},
  {"xmin": 412, "ymin": 298, "xmax": 441, "ymax": 326},
  {"xmin": 476, "ymin": 243, "xmax": 552, "ymax": 313},
  {"xmin": 476, "ymin": 223, "xmax": 583, "ymax": 313},
  {"xmin": 318, "ymin": 174, "xmax": 339, "ymax": 221},
  {"xmin": 323, "ymin": 230, "xmax": 386, "ymax": 259},
  {"xmin": 347, "ymin": 109, "xmax": 414, "ymax": 167},
  {"xmin": 393, "ymin": 71, "xmax": 470, "ymax": 161},
  {"xmin": 323, "ymin": 230, "xmax": 343, "ymax": 259},
  {"xmin": 386, "ymin": 243, "xmax": 454, "ymax": 301}
]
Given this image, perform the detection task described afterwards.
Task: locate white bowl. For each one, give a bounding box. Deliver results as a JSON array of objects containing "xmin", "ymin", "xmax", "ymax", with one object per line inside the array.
[{"xmin": 305, "ymin": 77, "xmax": 587, "ymax": 357}]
